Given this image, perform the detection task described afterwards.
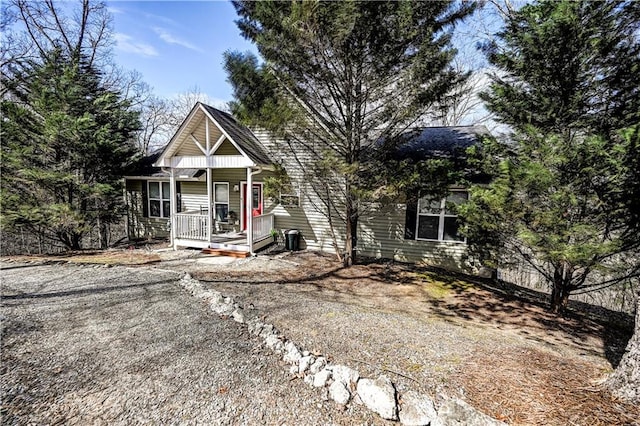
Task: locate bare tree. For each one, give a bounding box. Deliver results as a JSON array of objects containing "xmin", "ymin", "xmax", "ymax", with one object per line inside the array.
[
  {"xmin": 136, "ymin": 95, "xmax": 171, "ymax": 154},
  {"xmin": 166, "ymin": 86, "xmax": 226, "ymax": 128},
  {"xmin": 142, "ymin": 87, "xmax": 226, "ymax": 153},
  {"xmin": 431, "ymin": 60, "xmax": 493, "ymax": 127},
  {"xmin": 6, "ymin": 0, "xmax": 113, "ymax": 67}
]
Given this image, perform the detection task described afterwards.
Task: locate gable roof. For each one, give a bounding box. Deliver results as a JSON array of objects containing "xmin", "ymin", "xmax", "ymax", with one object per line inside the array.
[
  {"xmin": 200, "ymin": 104, "xmax": 273, "ymax": 165},
  {"xmin": 154, "ymin": 102, "xmax": 274, "ymax": 167},
  {"xmin": 393, "ymin": 125, "xmax": 490, "ymax": 160}
]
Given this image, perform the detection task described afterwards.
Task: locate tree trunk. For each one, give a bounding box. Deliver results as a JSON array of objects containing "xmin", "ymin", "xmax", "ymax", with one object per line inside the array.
[
  {"xmin": 98, "ymin": 218, "xmax": 108, "ymax": 249},
  {"xmin": 550, "ymin": 264, "xmax": 571, "ymax": 314},
  {"xmin": 550, "ymin": 284, "xmax": 571, "ymax": 314},
  {"xmin": 343, "ymin": 196, "xmax": 358, "ymax": 267},
  {"xmin": 607, "ymin": 291, "xmax": 640, "ymax": 403},
  {"xmin": 71, "ymin": 232, "xmax": 82, "ymax": 250}
]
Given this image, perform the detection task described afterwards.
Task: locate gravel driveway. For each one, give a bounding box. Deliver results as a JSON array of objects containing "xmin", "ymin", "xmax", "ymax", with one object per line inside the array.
[{"xmin": 0, "ymin": 262, "xmax": 383, "ymax": 425}]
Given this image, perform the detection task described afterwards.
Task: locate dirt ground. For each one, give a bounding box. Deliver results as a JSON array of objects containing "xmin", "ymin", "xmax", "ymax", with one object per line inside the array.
[
  {"xmin": 3, "ymin": 247, "xmax": 638, "ymax": 425},
  {"xmin": 184, "ymin": 250, "xmax": 638, "ymax": 426},
  {"xmin": 0, "ymin": 261, "xmax": 384, "ymax": 425}
]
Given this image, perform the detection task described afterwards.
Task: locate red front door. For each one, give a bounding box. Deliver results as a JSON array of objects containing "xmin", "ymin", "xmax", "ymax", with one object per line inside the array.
[{"xmin": 241, "ymin": 183, "xmax": 263, "ymax": 230}]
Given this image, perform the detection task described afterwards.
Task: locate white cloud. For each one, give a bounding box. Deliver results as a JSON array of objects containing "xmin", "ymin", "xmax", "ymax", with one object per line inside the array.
[
  {"xmin": 153, "ymin": 27, "xmax": 203, "ymax": 53},
  {"xmin": 107, "ymin": 6, "xmax": 123, "ymax": 15},
  {"xmin": 114, "ymin": 33, "xmax": 158, "ymax": 57},
  {"xmin": 144, "ymin": 12, "xmax": 178, "ymax": 27}
]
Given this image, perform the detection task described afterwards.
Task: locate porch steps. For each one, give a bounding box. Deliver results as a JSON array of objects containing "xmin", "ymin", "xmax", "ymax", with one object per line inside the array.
[{"xmin": 201, "ymin": 248, "xmax": 251, "ymax": 258}]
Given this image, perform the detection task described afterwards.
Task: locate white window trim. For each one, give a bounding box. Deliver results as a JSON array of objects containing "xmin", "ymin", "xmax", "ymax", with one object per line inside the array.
[
  {"xmin": 415, "ymin": 190, "xmax": 467, "ymax": 243},
  {"xmin": 213, "ymin": 182, "xmax": 229, "ymax": 223},
  {"xmin": 148, "ymin": 181, "xmax": 170, "ymax": 218}
]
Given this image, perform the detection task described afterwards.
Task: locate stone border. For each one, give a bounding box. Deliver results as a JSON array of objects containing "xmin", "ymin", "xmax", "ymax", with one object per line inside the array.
[{"xmin": 179, "ymin": 274, "xmax": 506, "ymax": 426}]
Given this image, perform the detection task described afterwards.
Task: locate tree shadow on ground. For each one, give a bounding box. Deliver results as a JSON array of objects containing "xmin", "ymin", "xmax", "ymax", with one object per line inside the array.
[{"xmin": 195, "ymin": 252, "xmax": 634, "ymax": 369}]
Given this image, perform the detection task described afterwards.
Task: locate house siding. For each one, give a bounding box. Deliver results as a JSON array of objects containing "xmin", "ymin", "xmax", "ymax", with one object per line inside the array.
[
  {"xmin": 252, "ymin": 128, "xmax": 469, "ymax": 271},
  {"xmin": 214, "ymin": 140, "xmax": 241, "ymax": 155},
  {"xmin": 125, "ymin": 179, "xmax": 170, "ymax": 240},
  {"xmin": 174, "ymin": 119, "xmax": 225, "ymax": 157},
  {"xmin": 358, "ymin": 202, "xmax": 468, "ymax": 270},
  {"xmin": 180, "ymin": 181, "xmax": 208, "ymax": 212},
  {"xmin": 252, "ymin": 128, "xmax": 346, "ymax": 253}
]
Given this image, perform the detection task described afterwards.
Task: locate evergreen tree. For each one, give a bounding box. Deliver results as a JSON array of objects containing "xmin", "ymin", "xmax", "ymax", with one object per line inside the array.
[
  {"xmin": 225, "ymin": 0, "xmax": 475, "ymax": 265},
  {"xmin": 1, "ymin": 49, "xmax": 139, "ymax": 249},
  {"xmin": 460, "ymin": 0, "xmax": 640, "ymax": 313}
]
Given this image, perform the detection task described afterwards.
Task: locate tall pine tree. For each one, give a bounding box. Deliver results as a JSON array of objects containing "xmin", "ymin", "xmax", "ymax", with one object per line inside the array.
[
  {"xmin": 460, "ymin": 0, "xmax": 640, "ymax": 313},
  {"xmin": 1, "ymin": 48, "xmax": 139, "ymax": 249},
  {"xmin": 225, "ymin": 1, "xmax": 475, "ymax": 266}
]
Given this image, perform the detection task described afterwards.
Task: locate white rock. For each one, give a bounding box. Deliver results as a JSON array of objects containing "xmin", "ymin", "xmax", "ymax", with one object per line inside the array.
[
  {"xmin": 198, "ymin": 289, "xmax": 215, "ymax": 299},
  {"xmin": 247, "ymin": 319, "xmax": 264, "ymax": 335},
  {"xmin": 304, "ymin": 374, "xmax": 315, "ymax": 386},
  {"xmin": 357, "ymin": 375, "xmax": 398, "ymax": 421},
  {"xmin": 259, "ymin": 324, "xmax": 276, "ymax": 338},
  {"xmin": 330, "ymin": 365, "xmax": 359, "ymax": 387},
  {"xmin": 211, "ymin": 301, "xmax": 234, "ymax": 316},
  {"xmin": 289, "ymin": 366, "xmax": 298, "ymax": 375},
  {"xmin": 283, "ymin": 341, "xmax": 302, "ymax": 364},
  {"xmin": 309, "ymin": 357, "xmax": 327, "ymax": 374},
  {"xmin": 231, "ymin": 309, "xmax": 245, "ymax": 323},
  {"xmin": 435, "ymin": 398, "xmax": 507, "ymax": 426},
  {"xmin": 329, "ymin": 381, "xmax": 351, "ymax": 405},
  {"xmin": 298, "ymin": 355, "xmax": 315, "ymax": 374},
  {"xmin": 399, "ymin": 391, "xmax": 437, "ymax": 426},
  {"xmin": 191, "ymin": 287, "xmax": 206, "ymax": 298},
  {"xmin": 264, "ymin": 335, "xmax": 283, "ymax": 352},
  {"xmin": 210, "ymin": 292, "xmax": 223, "ymax": 304},
  {"xmin": 313, "ymin": 368, "xmax": 332, "ymax": 387}
]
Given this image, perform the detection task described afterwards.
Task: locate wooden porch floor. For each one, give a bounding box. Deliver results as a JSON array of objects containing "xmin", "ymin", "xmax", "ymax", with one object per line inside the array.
[{"xmin": 210, "ymin": 232, "xmax": 247, "ymax": 245}]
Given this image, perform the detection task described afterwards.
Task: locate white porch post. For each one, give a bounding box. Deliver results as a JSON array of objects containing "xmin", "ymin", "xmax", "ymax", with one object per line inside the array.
[
  {"xmin": 170, "ymin": 167, "xmax": 178, "ymax": 250},
  {"xmin": 246, "ymin": 167, "xmax": 253, "ymax": 254},
  {"xmin": 205, "ymin": 118, "xmax": 213, "ymax": 245}
]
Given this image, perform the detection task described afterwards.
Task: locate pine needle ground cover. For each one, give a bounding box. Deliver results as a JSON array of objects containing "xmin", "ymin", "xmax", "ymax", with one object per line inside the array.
[{"xmin": 193, "ymin": 251, "xmax": 638, "ymax": 425}]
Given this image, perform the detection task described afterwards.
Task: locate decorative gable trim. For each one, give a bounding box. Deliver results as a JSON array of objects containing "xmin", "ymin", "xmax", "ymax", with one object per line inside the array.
[
  {"xmin": 154, "ymin": 103, "xmax": 259, "ymax": 168},
  {"xmin": 201, "ymin": 107, "xmax": 255, "ymax": 165}
]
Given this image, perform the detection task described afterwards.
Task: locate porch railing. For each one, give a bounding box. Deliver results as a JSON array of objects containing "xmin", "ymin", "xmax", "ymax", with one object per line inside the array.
[
  {"xmin": 174, "ymin": 213, "xmax": 208, "ymax": 241},
  {"xmin": 253, "ymin": 213, "xmax": 274, "ymax": 242}
]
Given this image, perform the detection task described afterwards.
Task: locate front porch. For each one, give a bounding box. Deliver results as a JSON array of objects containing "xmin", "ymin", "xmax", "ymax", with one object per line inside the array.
[
  {"xmin": 153, "ymin": 103, "xmax": 278, "ymax": 255},
  {"xmin": 173, "ymin": 211, "xmax": 274, "ymax": 253}
]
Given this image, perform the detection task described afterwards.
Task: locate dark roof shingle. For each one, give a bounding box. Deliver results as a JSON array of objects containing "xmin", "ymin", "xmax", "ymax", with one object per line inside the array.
[
  {"xmin": 201, "ymin": 104, "xmax": 273, "ymax": 165},
  {"xmin": 394, "ymin": 125, "xmax": 490, "ymax": 160}
]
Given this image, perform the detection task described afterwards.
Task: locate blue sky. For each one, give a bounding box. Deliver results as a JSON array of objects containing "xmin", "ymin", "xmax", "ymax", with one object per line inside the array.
[
  {"xmin": 107, "ymin": 1, "xmax": 503, "ymax": 130},
  {"xmin": 108, "ymin": 1, "xmax": 258, "ymax": 103}
]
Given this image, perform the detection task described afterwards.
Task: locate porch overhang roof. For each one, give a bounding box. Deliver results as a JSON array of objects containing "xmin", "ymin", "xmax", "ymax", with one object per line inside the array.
[{"xmin": 153, "ymin": 102, "xmax": 274, "ymax": 169}]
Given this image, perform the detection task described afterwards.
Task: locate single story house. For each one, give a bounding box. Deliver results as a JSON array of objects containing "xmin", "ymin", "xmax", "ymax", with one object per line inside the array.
[{"xmin": 124, "ymin": 102, "xmax": 490, "ymax": 271}]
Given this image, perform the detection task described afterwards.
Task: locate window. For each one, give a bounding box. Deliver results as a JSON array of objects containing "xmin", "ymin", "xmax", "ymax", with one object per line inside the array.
[
  {"xmin": 416, "ymin": 191, "xmax": 467, "ymax": 242},
  {"xmin": 279, "ymin": 183, "xmax": 300, "ymax": 207},
  {"xmin": 214, "ymin": 182, "xmax": 229, "ymax": 222},
  {"xmin": 148, "ymin": 181, "xmax": 170, "ymax": 218},
  {"xmin": 280, "ymin": 194, "xmax": 300, "ymax": 207}
]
